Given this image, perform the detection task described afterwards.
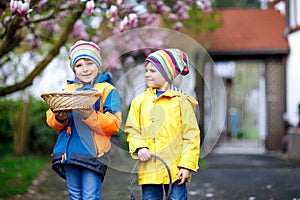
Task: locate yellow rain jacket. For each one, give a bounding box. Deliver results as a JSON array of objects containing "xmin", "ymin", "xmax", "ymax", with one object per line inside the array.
[{"xmin": 125, "ymin": 88, "xmax": 200, "ymax": 185}]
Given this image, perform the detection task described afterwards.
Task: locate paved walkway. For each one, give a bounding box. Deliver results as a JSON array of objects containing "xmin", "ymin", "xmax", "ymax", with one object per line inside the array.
[
  {"xmin": 4, "ymin": 141, "xmax": 300, "ymax": 200},
  {"xmin": 212, "ymin": 139, "xmax": 266, "ymax": 155}
]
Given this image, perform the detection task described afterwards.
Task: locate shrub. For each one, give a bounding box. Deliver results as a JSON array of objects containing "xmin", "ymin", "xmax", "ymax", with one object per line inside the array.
[
  {"xmin": 29, "ymin": 99, "xmax": 57, "ymax": 155},
  {"xmin": 0, "ymin": 98, "xmax": 57, "ymax": 156}
]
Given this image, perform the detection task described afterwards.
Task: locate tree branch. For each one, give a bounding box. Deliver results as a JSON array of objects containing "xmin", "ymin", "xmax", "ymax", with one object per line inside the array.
[
  {"xmin": 0, "ymin": 4, "xmax": 86, "ymax": 96},
  {"xmin": 0, "ymin": 15, "xmax": 23, "ymax": 58}
]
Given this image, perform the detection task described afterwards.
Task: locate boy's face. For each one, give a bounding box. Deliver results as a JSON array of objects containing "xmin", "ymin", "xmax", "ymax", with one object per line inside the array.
[
  {"xmin": 74, "ymin": 58, "xmax": 99, "ymax": 84},
  {"xmin": 145, "ymin": 62, "xmax": 168, "ymax": 91}
]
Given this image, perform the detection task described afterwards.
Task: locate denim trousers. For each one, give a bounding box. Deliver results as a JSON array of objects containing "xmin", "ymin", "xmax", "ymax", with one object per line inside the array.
[
  {"xmin": 64, "ymin": 165, "xmax": 103, "ymax": 200},
  {"xmin": 142, "ymin": 181, "xmax": 188, "ymax": 200}
]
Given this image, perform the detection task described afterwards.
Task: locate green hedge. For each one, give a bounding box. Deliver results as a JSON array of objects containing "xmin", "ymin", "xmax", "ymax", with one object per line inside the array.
[{"xmin": 0, "ymin": 98, "xmax": 57, "ymax": 156}]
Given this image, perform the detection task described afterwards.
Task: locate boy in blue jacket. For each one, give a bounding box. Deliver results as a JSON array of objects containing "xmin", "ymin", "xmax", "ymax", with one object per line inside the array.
[{"xmin": 46, "ymin": 40, "xmax": 122, "ymax": 200}]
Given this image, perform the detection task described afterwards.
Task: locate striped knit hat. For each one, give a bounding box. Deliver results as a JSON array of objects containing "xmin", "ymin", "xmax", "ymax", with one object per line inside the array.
[
  {"xmin": 68, "ymin": 40, "xmax": 102, "ymax": 70},
  {"xmin": 145, "ymin": 49, "xmax": 189, "ymax": 84}
]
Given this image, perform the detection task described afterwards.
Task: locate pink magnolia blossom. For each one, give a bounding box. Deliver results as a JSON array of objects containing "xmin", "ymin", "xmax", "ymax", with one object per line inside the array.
[
  {"xmin": 174, "ymin": 1, "xmax": 184, "ymax": 12},
  {"xmin": 110, "ymin": 17, "xmax": 116, "ymax": 25},
  {"xmin": 199, "ymin": 0, "xmax": 212, "ymax": 11},
  {"xmin": 116, "ymin": 0, "xmax": 123, "ymax": 7},
  {"xmin": 17, "ymin": 1, "xmax": 30, "ymax": 16},
  {"xmin": 119, "ymin": 20, "xmax": 125, "ymax": 32},
  {"xmin": 185, "ymin": 0, "xmax": 192, "ymax": 5},
  {"xmin": 143, "ymin": 49, "xmax": 152, "ymax": 56},
  {"xmin": 124, "ymin": 56, "xmax": 135, "ymax": 66},
  {"xmin": 19, "ymin": 16, "xmax": 28, "ymax": 24},
  {"xmin": 159, "ymin": 5, "xmax": 171, "ymax": 14},
  {"xmin": 10, "ymin": 0, "xmax": 18, "ymax": 15},
  {"xmin": 141, "ymin": 13, "xmax": 157, "ymax": 26},
  {"xmin": 26, "ymin": 34, "xmax": 41, "ymax": 49},
  {"xmin": 91, "ymin": 36, "xmax": 100, "ymax": 44},
  {"xmin": 62, "ymin": 0, "xmax": 78, "ymax": 8},
  {"xmin": 85, "ymin": 0, "xmax": 95, "ymax": 14},
  {"xmin": 110, "ymin": 5, "xmax": 118, "ymax": 18},
  {"xmin": 128, "ymin": 13, "xmax": 138, "ymax": 27},
  {"xmin": 40, "ymin": 19, "xmax": 59, "ymax": 33},
  {"xmin": 38, "ymin": 0, "xmax": 48, "ymax": 9},
  {"xmin": 57, "ymin": 10, "xmax": 69, "ymax": 20},
  {"xmin": 71, "ymin": 20, "xmax": 89, "ymax": 40},
  {"xmin": 122, "ymin": 16, "xmax": 129, "ymax": 26},
  {"xmin": 169, "ymin": 13, "xmax": 178, "ymax": 21},
  {"xmin": 173, "ymin": 21, "xmax": 183, "ymax": 31},
  {"xmin": 178, "ymin": 11, "xmax": 189, "ymax": 21},
  {"xmin": 156, "ymin": 1, "xmax": 164, "ymax": 8}
]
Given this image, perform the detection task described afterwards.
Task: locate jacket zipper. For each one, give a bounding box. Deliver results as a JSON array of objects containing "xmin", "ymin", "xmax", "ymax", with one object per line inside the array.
[{"xmin": 61, "ymin": 125, "xmax": 72, "ymax": 163}]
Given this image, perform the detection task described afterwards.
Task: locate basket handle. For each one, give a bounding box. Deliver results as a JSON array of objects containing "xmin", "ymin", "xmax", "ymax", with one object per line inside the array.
[{"xmin": 129, "ymin": 153, "xmax": 172, "ymax": 200}]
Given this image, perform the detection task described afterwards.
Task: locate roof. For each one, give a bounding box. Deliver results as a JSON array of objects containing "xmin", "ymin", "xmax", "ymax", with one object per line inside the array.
[{"xmin": 197, "ymin": 9, "xmax": 290, "ymax": 58}]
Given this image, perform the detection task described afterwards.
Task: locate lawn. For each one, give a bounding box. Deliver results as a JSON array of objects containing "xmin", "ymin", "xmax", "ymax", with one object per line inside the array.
[{"xmin": 0, "ymin": 155, "xmax": 48, "ymax": 198}]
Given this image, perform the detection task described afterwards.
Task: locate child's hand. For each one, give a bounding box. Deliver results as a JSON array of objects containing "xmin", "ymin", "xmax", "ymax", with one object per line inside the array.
[
  {"xmin": 137, "ymin": 148, "xmax": 151, "ymax": 162},
  {"xmin": 177, "ymin": 168, "xmax": 190, "ymax": 185},
  {"xmin": 53, "ymin": 110, "xmax": 68, "ymax": 123},
  {"xmin": 74, "ymin": 107, "xmax": 94, "ymax": 119}
]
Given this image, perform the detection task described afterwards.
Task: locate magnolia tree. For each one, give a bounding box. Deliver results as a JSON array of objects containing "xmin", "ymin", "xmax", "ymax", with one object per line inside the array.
[{"xmin": 0, "ymin": 0, "xmax": 211, "ymax": 96}]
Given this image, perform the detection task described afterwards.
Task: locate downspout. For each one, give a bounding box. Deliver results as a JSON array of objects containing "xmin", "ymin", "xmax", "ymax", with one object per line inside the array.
[{"xmin": 285, "ymin": 0, "xmax": 291, "ymax": 36}]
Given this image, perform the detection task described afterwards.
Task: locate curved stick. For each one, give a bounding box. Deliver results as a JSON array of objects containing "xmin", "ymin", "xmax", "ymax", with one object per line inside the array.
[{"xmin": 130, "ymin": 153, "xmax": 173, "ymax": 200}]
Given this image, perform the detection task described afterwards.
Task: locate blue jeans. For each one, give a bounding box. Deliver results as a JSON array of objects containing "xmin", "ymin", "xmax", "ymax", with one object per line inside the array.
[
  {"xmin": 142, "ymin": 181, "xmax": 188, "ymax": 200},
  {"xmin": 64, "ymin": 165, "xmax": 103, "ymax": 200}
]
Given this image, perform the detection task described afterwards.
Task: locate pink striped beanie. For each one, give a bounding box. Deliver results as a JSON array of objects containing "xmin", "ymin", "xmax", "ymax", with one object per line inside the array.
[
  {"xmin": 145, "ymin": 49, "xmax": 189, "ymax": 84},
  {"xmin": 68, "ymin": 40, "xmax": 102, "ymax": 70}
]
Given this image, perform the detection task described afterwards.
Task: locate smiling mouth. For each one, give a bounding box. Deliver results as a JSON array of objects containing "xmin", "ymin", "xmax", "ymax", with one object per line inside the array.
[{"xmin": 146, "ymin": 81, "xmax": 153, "ymax": 85}]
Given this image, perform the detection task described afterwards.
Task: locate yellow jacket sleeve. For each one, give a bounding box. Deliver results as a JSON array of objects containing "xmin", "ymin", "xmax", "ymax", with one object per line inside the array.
[
  {"xmin": 178, "ymin": 97, "xmax": 200, "ymax": 172},
  {"xmin": 125, "ymin": 100, "xmax": 148, "ymax": 158}
]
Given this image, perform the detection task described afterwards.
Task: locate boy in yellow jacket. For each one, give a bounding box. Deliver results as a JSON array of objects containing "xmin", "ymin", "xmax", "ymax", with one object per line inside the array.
[{"xmin": 125, "ymin": 49, "xmax": 200, "ymax": 200}]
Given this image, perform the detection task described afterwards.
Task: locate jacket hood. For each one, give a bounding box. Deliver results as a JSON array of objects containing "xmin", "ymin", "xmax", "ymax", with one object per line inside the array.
[{"xmin": 147, "ymin": 87, "xmax": 198, "ymax": 108}]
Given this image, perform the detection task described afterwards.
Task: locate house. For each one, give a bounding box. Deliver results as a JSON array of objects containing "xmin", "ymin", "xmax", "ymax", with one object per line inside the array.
[{"xmin": 196, "ymin": 7, "xmax": 290, "ymax": 151}]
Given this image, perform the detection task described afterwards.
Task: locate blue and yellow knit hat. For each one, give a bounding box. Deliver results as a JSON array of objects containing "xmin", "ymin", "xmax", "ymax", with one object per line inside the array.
[
  {"xmin": 145, "ymin": 49, "xmax": 189, "ymax": 84},
  {"xmin": 68, "ymin": 40, "xmax": 102, "ymax": 70}
]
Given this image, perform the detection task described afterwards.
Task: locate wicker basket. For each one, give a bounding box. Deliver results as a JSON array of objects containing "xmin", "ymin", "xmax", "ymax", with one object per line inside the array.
[{"xmin": 41, "ymin": 90, "xmax": 101, "ymax": 112}]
